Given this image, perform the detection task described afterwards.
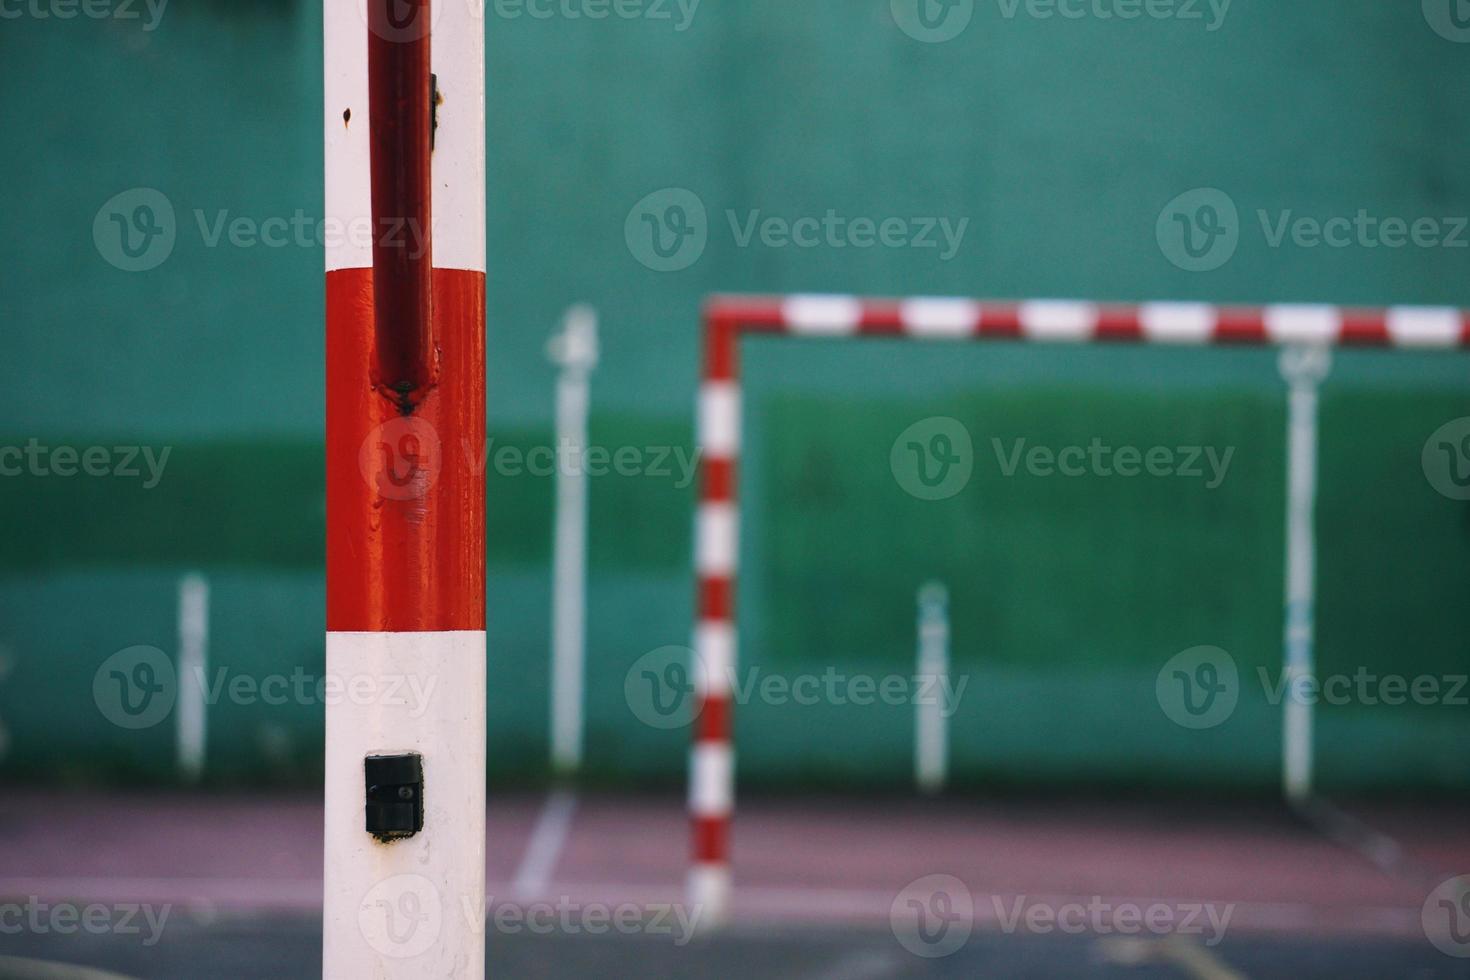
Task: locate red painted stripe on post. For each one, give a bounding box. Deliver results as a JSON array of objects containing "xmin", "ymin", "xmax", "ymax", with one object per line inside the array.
[
  {"xmin": 702, "ymin": 458, "xmax": 736, "ymax": 503},
  {"xmin": 977, "ymin": 304, "xmax": 1024, "ymax": 337},
  {"xmin": 1339, "ymin": 310, "xmax": 1390, "ymax": 346},
  {"xmin": 692, "ymin": 815, "xmax": 729, "ymax": 862},
  {"xmin": 856, "ymin": 302, "xmax": 905, "ymax": 336},
  {"xmin": 704, "ymin": 319, "xmax": 740, "ymax": 382},
  {"xmin": 696, "ymin": 695, "xmax": 730, "ymax": 743},
  {"xmin": 326, "ymin": 266, "xmax": 487, "ymax": 632},
  {"xmin": 1095, "ymin": 306, "xmax": 1145, "ymax": 342},
  {"xmin": 1213, "ymin": 307, "xmax": 1268, "ymax": 344},
  {"xmin": 698, "ymin": 577, "xmax": 733, "ymax": 622}
]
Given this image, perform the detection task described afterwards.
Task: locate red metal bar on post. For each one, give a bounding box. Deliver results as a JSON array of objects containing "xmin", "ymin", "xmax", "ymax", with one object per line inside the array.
[{"xmin": 367, "ymin": 0, "xmax": 436, "ymax": 408}]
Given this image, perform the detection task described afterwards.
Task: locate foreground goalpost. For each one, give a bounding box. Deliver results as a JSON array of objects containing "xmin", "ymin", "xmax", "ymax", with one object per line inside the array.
[
  {"xmin": 688, "ymin": 294, "xmax": 1469, "ymax": 921},
  {"xmin": 324, "ymin": 1, "xmax": 486, "ymax": 975}
]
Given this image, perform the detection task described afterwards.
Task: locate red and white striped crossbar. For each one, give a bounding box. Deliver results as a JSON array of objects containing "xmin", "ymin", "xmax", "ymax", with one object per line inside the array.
[
  {"xmin": 687, "ymin": 294, "xmax": 1470, "ymax": 921},
  {"xmin": 324, "ymin": 1, "xmax": 486, "ymax": 975}
]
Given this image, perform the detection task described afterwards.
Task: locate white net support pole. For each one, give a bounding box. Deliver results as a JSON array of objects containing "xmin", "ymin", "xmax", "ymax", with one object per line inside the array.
[
  {"xmin": 1279, "ymin": 345, "xmax": 1331, "ymax": 807},
  {"xmin": 915, "ymin": 582, "xmax": 951, "ymax": 795},
  {"xmin": 176, "ymin": 572, "xmax": 209, "ymax": 784},
  {"xmin": 549, "ymin": 305, "xmax": 599, "ymax": 776}
]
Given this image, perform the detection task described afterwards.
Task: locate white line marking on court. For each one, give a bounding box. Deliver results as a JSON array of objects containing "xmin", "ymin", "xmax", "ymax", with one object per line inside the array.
[
  {"xmin": 511, "ymin": 790, "xmax": 578, "ymax": 900},
  {"xmin": 809, "ymin": 950, "xmax": 904, "ymax": 980},
  {"xmin": 1296, "ymin": 796, "xmax": 1447, "ymax": 889},
  {"xmin": 1098, "ymin": 936, "xmax": 1248, "ymax": 979}
]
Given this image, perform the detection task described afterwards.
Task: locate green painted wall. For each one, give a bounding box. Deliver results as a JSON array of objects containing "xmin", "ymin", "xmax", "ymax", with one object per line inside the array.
[{"xmin": 1, "ymin": 0, "xmax": 1468, "ymax": 793}]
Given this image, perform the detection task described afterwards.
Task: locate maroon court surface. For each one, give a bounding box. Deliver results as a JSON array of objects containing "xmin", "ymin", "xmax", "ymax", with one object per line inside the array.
[{"xmin": 2, "ymin": 791, "xmax": 1469, "ymax": 977}]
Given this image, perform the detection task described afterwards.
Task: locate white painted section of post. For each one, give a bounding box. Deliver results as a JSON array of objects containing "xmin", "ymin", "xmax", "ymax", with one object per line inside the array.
[
  {"xmin": 548, "ymin": 305, "xmax": 599, "ymax": 776},
  {"xmin": 176, "ymin": 573, "xmax": 209, "ymax": 783},
  {"xmin": 915, "ymin": 582, "xmax": 950, "ymax": 795},
  {"xmin": 1279, "ymin": 346, "xmax": 1330, "ymax": 807},
  {"xmin": 322, "ymin": 631, "xmax": 487, "ymax": 978}
]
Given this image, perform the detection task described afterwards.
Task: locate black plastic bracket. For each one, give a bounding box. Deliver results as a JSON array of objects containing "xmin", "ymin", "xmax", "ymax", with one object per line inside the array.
[{"xmin": 365, "ymin": 753, "xmax": 424, "ymax": 842}]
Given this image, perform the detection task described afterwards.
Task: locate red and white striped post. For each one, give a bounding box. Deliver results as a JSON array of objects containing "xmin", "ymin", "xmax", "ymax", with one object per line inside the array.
[
  {"xmin": 324, "ymin": 1, "xmax": 485, "ymax": 975},
  {"xmin": 689, "ymin": 295, "xmax": 1470, "ymax": 923},
  {"xmin": 688, "ymin": 308, "xmax": 741, "ymax": 923}
]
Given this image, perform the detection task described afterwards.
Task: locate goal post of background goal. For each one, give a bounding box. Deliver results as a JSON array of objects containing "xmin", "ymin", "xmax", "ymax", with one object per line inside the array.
[{"xmin": 688, "ymin": 294, "xmax": 1470, "ymax": 924}]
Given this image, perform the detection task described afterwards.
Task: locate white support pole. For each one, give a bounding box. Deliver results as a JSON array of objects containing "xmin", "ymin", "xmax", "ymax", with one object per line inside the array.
[
  {"xmin": 1279, "ymin": 345, "xmax": 1330, "ymax": 807},
  {"xmin": 548, "ymin": 305, "xmax": 599, "ymax": 776},
  {"xmin": 915, "ymin": 582, "xmax": 950, "ymax": 795},
  {"xmin": 176, "ymin": 573, "xmax": 209, "ymax": 784}
]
